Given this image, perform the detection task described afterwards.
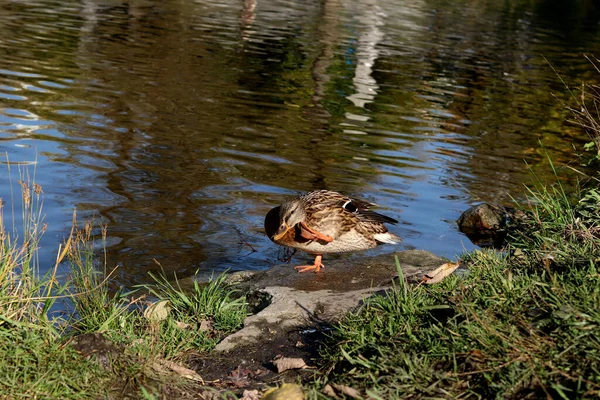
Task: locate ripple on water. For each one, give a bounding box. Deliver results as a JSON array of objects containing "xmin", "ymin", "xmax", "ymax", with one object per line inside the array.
[
  {"xmin": 0, "ymin": 92, "xmax": 27, "ymax": 101},
  {"xmin": 0, "ymin": 108, "xmax": 57, "ymax": 137},
  {"xmin": 0, "ymin": 69, "xmax": 45, "ymax": 79}
]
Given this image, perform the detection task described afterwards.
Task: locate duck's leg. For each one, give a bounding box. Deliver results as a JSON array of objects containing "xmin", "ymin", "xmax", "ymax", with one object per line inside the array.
[
  {"xmin": 294, "ymin": 255, "xmax": 325, "ymax": 273},
  {"xmin": 299, "ymin": 222, "xmax": 334, "ymax": 242}
]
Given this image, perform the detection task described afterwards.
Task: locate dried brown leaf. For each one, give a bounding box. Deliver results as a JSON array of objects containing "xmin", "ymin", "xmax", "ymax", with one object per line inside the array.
[
  {"xmin": 421, "ymin": 261, "xmax": 460, "ymax": 284},
  {"xmin": 143, "ymin": 300, "xmax": 170, "ymax": 322},
  {"xmin": 330, "ymin": 383, "xmax": 362, "ymax": 399},
  {"xmin": 272, "ymin": 356, "xmax": 307, "ymax": 373},
  {"xmin": 227, "ymin": 365, "xmax": 253, "ymax": 388},
  {"xmin": 199, "ymin": 319, "xmax": 213, "ymax": 332},
  {"xmin": 175, "ymin": 320, "xmax": 191, "ymax": 329},
  {"xmin": 541, "ymin": 254, "xmax": 555, "ymax": 268}
]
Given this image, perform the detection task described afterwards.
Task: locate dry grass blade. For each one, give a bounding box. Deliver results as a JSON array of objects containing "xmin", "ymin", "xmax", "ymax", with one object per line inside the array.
[
  {"xmin": 45, "ymin": 209, "xmax": 77, "ymax": 298},
  {"xmin": 55, "ymin": 209, "xmax": 77, "ymax": 267}
]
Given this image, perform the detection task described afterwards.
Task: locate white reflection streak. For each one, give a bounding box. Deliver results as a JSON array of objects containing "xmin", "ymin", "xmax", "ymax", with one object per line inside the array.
[
  {"xmin": 346, "ymin": 0, "xmax": 385, "ymax": 110},
  {"xmin": 80, "ymin": 0, "xmax": 98, "ymax": 34},
  {"xmin": 241, "ymin": 0, "xmax": 257, "ymax": 43}
]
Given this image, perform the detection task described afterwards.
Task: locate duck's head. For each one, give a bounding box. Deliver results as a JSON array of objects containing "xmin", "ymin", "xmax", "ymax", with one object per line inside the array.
[{"xmin": 264, "ymin": 199, "xmax": 306, "ymax": 241}]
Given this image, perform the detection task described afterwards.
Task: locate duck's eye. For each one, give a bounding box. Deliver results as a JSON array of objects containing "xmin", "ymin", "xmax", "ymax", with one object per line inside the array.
[
  {"xmin": 280, "ymin": 224, "xmax": 286, "ymax": 230},
  {"xmin": 343, "ymin": 200, "xmax": 358, "ymax": 213}
]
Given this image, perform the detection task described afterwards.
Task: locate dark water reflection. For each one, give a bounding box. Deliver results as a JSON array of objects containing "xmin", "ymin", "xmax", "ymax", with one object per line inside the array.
[{"xmin": 1, "ymin": 0, "xmax": 599, "ymax": 284}]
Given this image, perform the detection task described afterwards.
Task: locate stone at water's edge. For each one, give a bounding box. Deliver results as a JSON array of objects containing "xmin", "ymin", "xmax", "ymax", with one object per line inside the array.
[
  {"xmin": 457, "ymin": 203, "xmax": 510, "ymax": 247},
  {"xmin": 215, "ymin": 250, "xmax": 446, "ymax": 352},
  {"xmin": 457, "ymin": 203, "xmax": 507, "ymax": 231}
]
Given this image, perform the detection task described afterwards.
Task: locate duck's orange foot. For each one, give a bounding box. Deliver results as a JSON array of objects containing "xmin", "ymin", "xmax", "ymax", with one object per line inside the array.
[
  {"xmin": 294, "ymin": 264, "xmax": 324, "ymax": 273},
  {"xmin": 294, "ymin": 255, "xmax": 324, "ymax": 273}
]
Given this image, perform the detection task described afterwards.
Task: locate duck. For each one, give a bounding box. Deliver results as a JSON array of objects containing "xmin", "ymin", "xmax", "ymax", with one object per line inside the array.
[{"xmin": 264, "ymin": 190, "xmax": 401, "ymax": 273}]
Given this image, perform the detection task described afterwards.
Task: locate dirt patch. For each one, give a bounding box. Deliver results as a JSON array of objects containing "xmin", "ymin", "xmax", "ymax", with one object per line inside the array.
[
  {"xmin": 189, "ymin": 322, "xmax": 330, "ymax": 393},
  {"xmin": 69, "ymin": 332, "xmax": 125, "ymax": 371}
]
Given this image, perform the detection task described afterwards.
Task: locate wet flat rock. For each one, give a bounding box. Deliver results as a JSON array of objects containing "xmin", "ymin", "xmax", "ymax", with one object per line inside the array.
[{"xmin": 216, "ymin": 250, "xmax": 444, "ymax": 352}]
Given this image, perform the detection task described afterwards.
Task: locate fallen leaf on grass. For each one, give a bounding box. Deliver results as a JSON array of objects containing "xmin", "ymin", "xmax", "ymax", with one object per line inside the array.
[
  {"xmin": 421, "ymin": 261, "xmax": 460, "ymax": 284},
  {"xmin": 151, "ymin": 359, "xmax": 204, "ymax": 383},
  {"xmin": 199, "ymin": 319, "xmax": 213, "ymax": 332},
  {"xmin": 330, "ymin": 383, "xmax": 362, "ymax": 399},
  {"xmin": 272, "ymin": 356, "xmax": 308, "ymax": 373},
  {"xmin": 541, "ymin": 254, "xmax": 555, "ymax": 268},
  {"xmin": 175, "ymin": 320, "xmax": 191, "ymax": 329},
  {"xmin": 263, "ymin": 383, "xmax": 304, "ymax": 400},
  {"xmin": 143, "ymin": 299, "xmax": 170, "ymax": 322},
  {"xmin": 130, "ymin": 338, "xmax": 145, "ymax": 346}
]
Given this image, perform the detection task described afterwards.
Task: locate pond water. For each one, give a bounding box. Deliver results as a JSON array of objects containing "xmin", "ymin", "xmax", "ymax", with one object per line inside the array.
[{"xmin": 1, "ymin": 0, "xmax": 599, "ymax": 285}]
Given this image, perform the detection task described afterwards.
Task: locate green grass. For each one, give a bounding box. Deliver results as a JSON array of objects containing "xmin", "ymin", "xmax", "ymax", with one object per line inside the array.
[
  {"xmin": 0, "ymin": 328, "xmax": 110, "ymax": 399},
  {"xmin": 561, "ymin": 54, "xmax": 600, "ymax": 165},
  {"xmin": 309, "ymin": 256, "xmax": 600, "ymax": 399},
  {"xmin": 307, "ymin": 180, "xmax": 600, "ymax": 399}
]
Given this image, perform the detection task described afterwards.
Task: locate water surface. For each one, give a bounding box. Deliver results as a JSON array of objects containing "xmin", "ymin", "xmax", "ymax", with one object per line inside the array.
[{"xmin": 1, "ymin": 0, "xmax": 599, "ymax": 284}]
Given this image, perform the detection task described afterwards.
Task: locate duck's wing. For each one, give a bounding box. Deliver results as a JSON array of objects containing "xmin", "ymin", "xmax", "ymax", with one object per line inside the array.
[
  {"xmin": 345, "ymin": 197, "xmax": 398, "ymax": 225},
  {"xmin": 302, "ymin": 190, "xmax": 398, "ymax": 227}
]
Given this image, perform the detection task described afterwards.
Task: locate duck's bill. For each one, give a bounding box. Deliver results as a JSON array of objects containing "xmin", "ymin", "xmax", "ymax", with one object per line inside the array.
[{"xmin": 272, "ymin": 223, "xmax": 291, "ymax": 241}]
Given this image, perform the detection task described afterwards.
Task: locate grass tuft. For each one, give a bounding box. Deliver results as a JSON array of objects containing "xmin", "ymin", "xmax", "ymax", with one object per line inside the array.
[
  {"xmin": 144, "ymin": 271, "xmax": 247, "ymax": 358},
  {"xmin": 67, "ymin": 220, "xmax": 137, "ymax": 335},
  {"xmin": 146, "ymin": 271, "xmax": 247, "ymax": 334}
]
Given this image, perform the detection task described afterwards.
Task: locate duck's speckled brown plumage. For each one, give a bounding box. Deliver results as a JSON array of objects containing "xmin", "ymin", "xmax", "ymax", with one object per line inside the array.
[{"xmin": 264, "ymin": 190, "xmax": 401, "ymax": 272}]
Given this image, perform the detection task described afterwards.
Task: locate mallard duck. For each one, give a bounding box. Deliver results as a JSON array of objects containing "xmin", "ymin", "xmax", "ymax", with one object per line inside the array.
[{"xmin": 264, "ymin": 190, "xmax": 401, "ymax": 272}]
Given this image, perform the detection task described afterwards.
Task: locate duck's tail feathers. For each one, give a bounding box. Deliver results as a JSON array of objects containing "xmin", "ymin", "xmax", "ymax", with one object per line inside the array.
[{"xmin": 374, "ymin": 232, "xmax": 402, "ymax": 244}]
